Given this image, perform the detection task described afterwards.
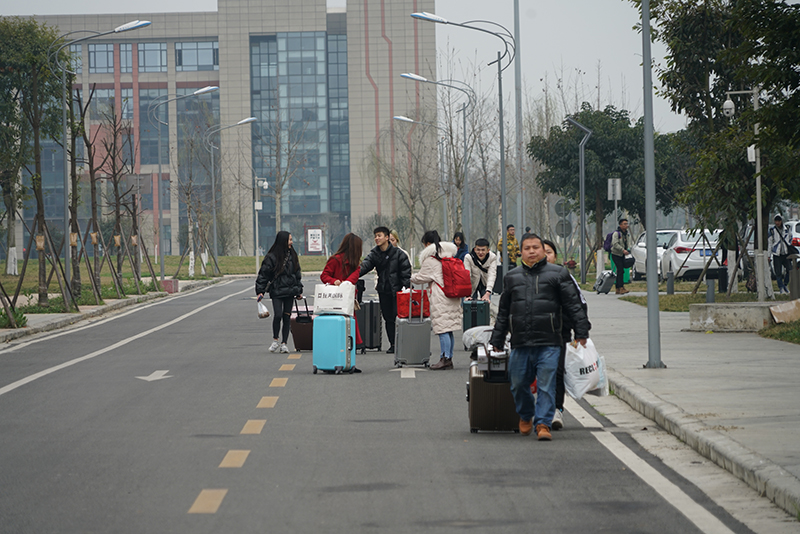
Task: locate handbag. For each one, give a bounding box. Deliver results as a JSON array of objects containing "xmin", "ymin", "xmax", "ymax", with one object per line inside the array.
[
  {"xmin": 564, "ymin": 339, "xmax": 601, "ymax": 400},
  {"xmin": 623, "ymin": 255, "xmax": 636, "ymax": 269},
  {"xmin": 777, "ymin": 229, "xmax": 799, "ymax": 256}
]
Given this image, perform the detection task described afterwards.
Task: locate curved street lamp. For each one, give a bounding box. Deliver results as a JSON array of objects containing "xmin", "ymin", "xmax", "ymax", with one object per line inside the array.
[
  {"xmin": 411, "ymin": 12, "xmax": 515, "ymax": 282},
  {"xmin": 148, "ymin": 85, "xmax": 219, "ymax": 281},
  {"xmin": 204, "ymin": 117, "xmax": 257, "ymax": 274},
  {"xmin": 400, "ymin": 73, "xmax": 476, "ymax": 245},
  {"xmin": 565, "ymin": 117, "xmax": 592, "ymax": 285},
  {"xmin": 50, "ymin": 20, "xmax": 151, "ymax": 303}
]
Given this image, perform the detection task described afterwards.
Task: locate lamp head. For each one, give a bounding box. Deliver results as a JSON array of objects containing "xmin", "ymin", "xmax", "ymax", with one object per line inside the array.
[
  {"xmin": 237, "ymin": 117, "xmax": 257, "ymax": 125},
  {"xmin": 393, "ymin": 116, "xmax": 414, "ymax": 123},
  {"xmin": 411, "ymin": 12, "xmax": 448, "ymax": 24},
  {"xmin": 722, "ymin": 98, "xmax": 735, "ymax": 117},
  {"xmin": 401, "ymin": 73, "xmax": 428, "ymax": 83},
  {"xmin": 114, "ymin": 20, "xmax": 152, "ymax": 33},
  {"xmin": 194, "ymin": 85, "xmax": 219, "ymax": 95}
]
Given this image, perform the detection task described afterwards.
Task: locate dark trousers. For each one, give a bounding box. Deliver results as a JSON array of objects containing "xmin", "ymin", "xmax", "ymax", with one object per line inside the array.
[
  {"xmin": 773, "ymin": 255, "xmax": 791, "ymax": 291},
  {"xmin": 271, "ymin": 296, "xmax": 294, "ymax": 343},
  {"xmin": 556, "ymin": 342, "xmax": 566, "ymax": 411},
  {"xmin": 378, "ymin": 291, "xmax": 397, "ymax": 347},
  {"xmin": 472, "ymin": 280, "xmax": 487, "ymax": 300},
  {"xmin": 611, "ymin": 254, "xmax": 625, "ymax": 288}
]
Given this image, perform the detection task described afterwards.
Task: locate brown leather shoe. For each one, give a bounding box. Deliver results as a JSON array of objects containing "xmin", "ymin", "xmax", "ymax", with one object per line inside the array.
[
  {"xmin": 519, "ymin": 418, "xmax": 533, "ymax": 436},
  {"xmin": 536, "ymin": 424, "xmax": 552, "ymax": 441},
  {"xmin": 619, "ymin": 287, "xmax": 630, "ymax": 295},
  {"xmin": 430, "ymin": 357, "xmax": 448, "ymax": 370}
]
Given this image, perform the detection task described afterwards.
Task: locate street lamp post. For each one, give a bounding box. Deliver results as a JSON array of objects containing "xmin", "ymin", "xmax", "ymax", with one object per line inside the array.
[
  {"xmin": 400, "ymin": 73, "xmax": 475, "ymax": 245},
  {"xmin": 723, "ymin": 87, "xmax": 765, "ymax": 302},
  {"xmin": 203, "ymin": 117, "xmax": 257, "ymax": 274},
  {"xmin": 411, "ymin": 12, "xmax": 515, "ymax": 282},
  {"xmin": 51, "ymin": 20, "xmax": 151, "ymax": 304},
  {"xmin": 254, "ymin": 178, "xmax": 268, "ymax": 271},
  {"xmin": 149, "ymin": 85, "xmax": 219, "ymax": 282},
  {"xmin": 565, "ymin": 117, "xmax": 592, "ymax": 285}
]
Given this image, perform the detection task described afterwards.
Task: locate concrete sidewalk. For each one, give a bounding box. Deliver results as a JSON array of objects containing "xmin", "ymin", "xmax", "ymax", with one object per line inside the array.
[{"xmin": 0, "ymin": 277, "xmax": 225, "ymax": 344}]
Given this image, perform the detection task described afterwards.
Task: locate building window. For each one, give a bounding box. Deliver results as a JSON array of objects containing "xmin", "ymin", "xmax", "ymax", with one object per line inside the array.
[
  {"xmin": 120, "ymin": 44, "xmax": 133, "ymax": 73},
  {"xmin": 139, "ymin": 88, "xmax": 168, "ymax": 164},
  {"xmin": 88, "ymin": 43, "xmax": 114, "ymax": 74},
  {"xmin": 176, "ymin": 41, "xmax": 219, "ymax": 71},
  {"xmin": 121, "ymin": 88, "xmax": 133, "ymax": 119},
  {"xmin": 138, "ymin": 43, "xmax": 167, "ymax": 73},
  {"xmin": 89, "ymin": 88, "xmax": 115, "ymax": 118},
  {"xmin": 69, "ymin": 44, "xmax": 82, "ymax": 74}
]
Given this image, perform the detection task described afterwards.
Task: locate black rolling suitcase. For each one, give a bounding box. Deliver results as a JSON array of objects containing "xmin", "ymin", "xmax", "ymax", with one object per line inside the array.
[
  {"xmin": 290, "ymin": 298, "xmax": 314, "ymax": 351},
  {"xmin": 355, "ymin": 300, "xmax": 382, "ymax": 353}
]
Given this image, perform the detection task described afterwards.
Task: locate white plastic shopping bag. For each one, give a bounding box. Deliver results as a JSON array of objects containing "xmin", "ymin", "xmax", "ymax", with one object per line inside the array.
[
  {"xmin": 257, "ymin": 298, "xmax": 270, "ymax": 319},
  {"xmin": 313, "ymin": 283, "xmax": 356, "ymax": 315},
  {"xmin": 564, "ymin": 338, "xmax": 601, "ymax": 400},
  {"xmin": 586, "ymin": 351, "xmax": 609, "ymax": 397}
]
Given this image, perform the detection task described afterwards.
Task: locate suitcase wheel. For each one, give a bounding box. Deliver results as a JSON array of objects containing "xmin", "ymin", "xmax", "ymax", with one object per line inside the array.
[
  {"xmin": 465, "ymin": 383, "xmax": 470, "ymax": 402},
  {"xmin": 361, "ymin": 348, "xmax": 365, "ymax": 354},
  {"xmin": 470, "ymin": 428, "xmax": 478, "ymax": 434},
  {"xmin": 313, "ymin": 366, "xmax": 318, "ymax": 374},
  {"xmin": 395, "ymin": 361, "xmax": 402, "ymax": 368},
  {"xmin": 348, "ymin": 367, "xmax": 355, "ymax": 374},
  {"xmin": 335, "ymin": 366, "xmax": 343, "ymax": 375}
]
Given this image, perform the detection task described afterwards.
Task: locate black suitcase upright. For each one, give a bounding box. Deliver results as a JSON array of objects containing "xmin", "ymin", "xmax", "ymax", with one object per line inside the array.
[
  {"xmin": 466, "ymin": 359, "xmax": 519, "ymax": 433},
  {"xmin": 355, "ymin": 300, "xmax": 382, "ymax": 353},
  {"xmin": 290, "ymin": 298, "xmax": 314, "ymax": 351}
]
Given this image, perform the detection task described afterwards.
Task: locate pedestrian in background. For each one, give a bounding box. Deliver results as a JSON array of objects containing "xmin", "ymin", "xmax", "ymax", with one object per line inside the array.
[
  {"xmin": 453, "ymin": 231, "xmax": 468, "ymax": 262},
  {"xmin": 359, "ymin": 226, "xmax": 412, "ymax": 354},
  {"xmin": 321, "ymin": 233, "xmax": 364, "ymax": 346},
  {"xmin": 610, "ymin": 218, "xmax": 633, "ymax": 295},
  {"xmin": 256, "ymin": 231, "xmax": 304, "ymax": 354},
  {"xmin": 464, "ymin": 238, "xmax": 497, "ymax": 301},
  {"xmin": 768, "ymin": 215, "xmax": 793, "ymax": 295},
  {"xmin": 389, "ymin": 230, "xmax": 411, "ymax": 265},
  {"xmin": 411, "ymin": 230, "xmax": 462, "ymax": 370},
  {"xmin": 491, "ymin": 232, "xmax": 590, "ymax": 441},
  {"xmin": 498, "ymin": 224, "xmax": 520, "ymax": 270},
  {"xmin": 542, "ymin": 238, "xmax": 590, "ymax": 431}
]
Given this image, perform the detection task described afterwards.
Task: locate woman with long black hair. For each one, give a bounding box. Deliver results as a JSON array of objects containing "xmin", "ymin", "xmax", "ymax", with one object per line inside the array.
[
  {"xmin": 453, "ymin": 231, "xmax": 468, "ymax": 262},
  {"xmin": 256, "ymin": 231, "xmax": 304, "ymax": 353}
]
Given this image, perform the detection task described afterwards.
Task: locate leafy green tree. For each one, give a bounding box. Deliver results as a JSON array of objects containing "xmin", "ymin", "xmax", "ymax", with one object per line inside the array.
[
  {"xmin": 527, "ymin": 103, "xmax": 682, "ymax": 247},
  {"xmin": 0, "ymin": 17, "xmax": 68, "ymax": 305}
]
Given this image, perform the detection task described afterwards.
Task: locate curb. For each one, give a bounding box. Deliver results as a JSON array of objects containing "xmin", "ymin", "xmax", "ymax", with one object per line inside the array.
[
  {"xmin": 609, "ymin": 370, "xmax": 800, "ymax": 518},
  {"xmin": 0, "ymin": 278, "xmax": 222, "ymax": 344}
]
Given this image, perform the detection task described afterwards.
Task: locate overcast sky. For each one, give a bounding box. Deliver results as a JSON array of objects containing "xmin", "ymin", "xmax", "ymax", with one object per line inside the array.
[{"xmin": 2, "ymin": 0, "xmax": 687, "ymax": 133}]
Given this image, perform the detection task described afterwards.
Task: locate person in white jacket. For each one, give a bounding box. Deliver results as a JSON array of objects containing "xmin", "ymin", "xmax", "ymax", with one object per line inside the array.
[
  {"xmin": 463, "ymin": 238, "xmax": 498, "ymax": 301},
  {"xmin": 410, "ymin": 230, "xmax": 463, "ymax": 370}
]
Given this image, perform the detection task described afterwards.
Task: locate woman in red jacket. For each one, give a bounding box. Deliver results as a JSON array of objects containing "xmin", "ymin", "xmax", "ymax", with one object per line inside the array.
[{"xmin": 321, "ymin": 233, "xmax": 364, "ymax": 345}]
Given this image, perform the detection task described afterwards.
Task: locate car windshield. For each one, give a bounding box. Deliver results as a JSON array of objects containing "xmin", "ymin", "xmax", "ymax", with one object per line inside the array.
[
  {"xmin": 656, "ymin": 233, "xmax": 674, "ymax": 247},
  {"xmin": 680, "ymin": 230, "xmax": 720, "ymax": 244}
]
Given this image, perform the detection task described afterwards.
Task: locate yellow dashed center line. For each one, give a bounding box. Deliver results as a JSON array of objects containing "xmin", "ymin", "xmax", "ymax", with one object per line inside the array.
[
  {"xmin": 257, "ymin": 396, "xmax": 278, "ymax": 408},
  {"xmin": 188, "ymin": 489, "xmax": 228, "ymax": 514},
  {"xmin": 270, "ymin": 377, "xmax": 288, "ymax": 387},
  {"xmin": 279, "ymin": 364, "xmax": 296, "ymax": 371},
  {"xmin": 288, "ymin": 353, "xmax": 301, "ymax": 360},
  {"xmin": 240, "ymin": 419, "xmax": 266, "ymax": 434},
  {"xmin": 219, "ymin": 450, "xmax": 250, "ymax": 468}
]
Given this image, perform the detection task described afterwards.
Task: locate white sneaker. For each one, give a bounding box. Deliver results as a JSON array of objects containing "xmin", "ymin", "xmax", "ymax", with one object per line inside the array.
[
  {"xmin": 268, "ymin": 341, "xmax": 280, "ymax": 352},
  {"xmin": 552, "ymin": 409, "xmax": 564, "ymax": 430},
  {"xmin": 279, "ymin": 343, "xmax": 290, "ymax": 354}
]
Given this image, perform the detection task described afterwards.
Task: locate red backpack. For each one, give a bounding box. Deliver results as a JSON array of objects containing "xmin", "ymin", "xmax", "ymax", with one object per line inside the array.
[{"xmin": 436, "ymin": 257, "xmax": 473, "ymax": 298}]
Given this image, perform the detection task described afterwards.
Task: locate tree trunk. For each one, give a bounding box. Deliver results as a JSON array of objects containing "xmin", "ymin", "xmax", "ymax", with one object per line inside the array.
[
  {"xmin": 69, "ymin": 107, "xmax": 82, "ymax": 299},
  {"xmin": 31, "ymin": 74, "xmax": 48, "ymax": 307},
  {"xmin": 275, "ymin": 187, "xmax": 282, "ymax": 235},
  {"xmin": 4, "ymin": 186, "xmax": 17, "ymax": 276}
]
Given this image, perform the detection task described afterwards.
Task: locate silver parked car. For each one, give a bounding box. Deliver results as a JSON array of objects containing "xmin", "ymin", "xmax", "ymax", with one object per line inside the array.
[
  {"xmin": 660, "ymin": 229, "xmax": 724, "ymax": 280},
  {"xmin": 630, "ymin": 230, "xmax": 679, "ymax": 280}
]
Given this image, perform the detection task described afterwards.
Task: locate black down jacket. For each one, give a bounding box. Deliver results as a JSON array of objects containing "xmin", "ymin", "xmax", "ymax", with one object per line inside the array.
[
  {"xmin": 255, "ymin": 252, "xmax": 303, "ymax": 299},
  {"xmin": 359, "ymin": 243, "xmax": 412, "ymax": 294},
  {"xmin": 491, "ymin": 258, "xmax": 590, "ymax": 349}
]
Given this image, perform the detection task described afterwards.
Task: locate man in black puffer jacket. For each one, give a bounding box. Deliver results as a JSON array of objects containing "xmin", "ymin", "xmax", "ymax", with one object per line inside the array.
[
  {"xmin": 359, "ymin": 226, "xmax": 412, "ymax": 354},
  {"xmin": 491, "ymin": 232, "xmax": 590, "ymax": 441}
]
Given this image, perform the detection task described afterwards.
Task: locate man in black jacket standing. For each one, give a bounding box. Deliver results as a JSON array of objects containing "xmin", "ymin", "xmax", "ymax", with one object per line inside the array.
[
  {"xmin": 359, "ymin": 226, "xmax": 412, "ymax": 354},
  {"xmin": 491, "ymin": 232, "xmax": 590, "ymax": 441}
]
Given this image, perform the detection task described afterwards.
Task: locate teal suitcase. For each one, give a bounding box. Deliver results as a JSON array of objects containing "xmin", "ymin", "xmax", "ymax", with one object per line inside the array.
[
  {"xmin": 312, "ymin": 315, "xmax": 356, "ymax": 374},
  {"xmin": 462, "ymin": 300, "xmax": 490, "ymax": 331}
]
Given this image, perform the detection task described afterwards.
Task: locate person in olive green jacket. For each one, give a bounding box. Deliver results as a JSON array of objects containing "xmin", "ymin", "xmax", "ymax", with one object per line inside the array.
[
  {"xmin": 610, "ymin": 218, "xmax": 634, "ymax": 294},
  {"xmin": 498, "ymin": 224, "xmax": 520, "ymax": 269}
]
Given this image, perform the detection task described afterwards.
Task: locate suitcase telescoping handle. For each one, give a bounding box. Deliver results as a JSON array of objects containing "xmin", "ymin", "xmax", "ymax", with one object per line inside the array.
[
  {"xmin": 294, "ymin": 297, "xmax": 313, "ymax": 323},
  {"xmin": 408, "ymin": 283, "xmax": 426, "ymax": 324},
  {"xmin": 482, "ymin": 342, "xmax": 510, "ymax": 383}
]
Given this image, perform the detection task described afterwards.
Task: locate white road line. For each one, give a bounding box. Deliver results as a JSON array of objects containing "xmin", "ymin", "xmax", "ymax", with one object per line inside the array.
[
  {"xmin": 0, "ymin": 286, "xmax": 250, "ymax": 398},
  {"xmin": 0, "ymin": 281, "xmax": 234, "ymax": 357},
  {"xmin": 566, "ymin": 396, "xmax": 734, "ymax": 534}
]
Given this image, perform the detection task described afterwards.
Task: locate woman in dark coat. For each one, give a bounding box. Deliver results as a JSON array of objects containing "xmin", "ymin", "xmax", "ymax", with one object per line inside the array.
[
  {"xmin": 321, "ymin": 233, "xmax": 363, "ymax": 346},
  {"xmin": 256, "ymin": 231, "xmax": 304, "ymax": 353},
  {"xmin": 453, "ymin": 232, "xmax": 468, "ymax": 262}
]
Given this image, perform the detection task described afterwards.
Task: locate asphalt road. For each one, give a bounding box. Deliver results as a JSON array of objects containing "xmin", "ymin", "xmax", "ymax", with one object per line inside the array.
[{"xmin": 0, "ymin": 277, "xmax": 756, "ymax": 533}]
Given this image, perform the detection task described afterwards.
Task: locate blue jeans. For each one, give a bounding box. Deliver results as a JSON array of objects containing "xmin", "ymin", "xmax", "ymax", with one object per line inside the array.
[
  {"xmin": 438, "ymin": 332, "xmax": 454, "ymax": 359},
  {"xmin": 508, "ymin": 345, "xmax": 560, "ymax": 428}
]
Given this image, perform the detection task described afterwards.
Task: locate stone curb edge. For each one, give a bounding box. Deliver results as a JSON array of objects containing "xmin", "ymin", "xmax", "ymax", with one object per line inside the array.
[
  {"xmin": 609, "ymin": 370, "xmax": 800, "ymax": 518},
  {"xmin": 0, "ymin": 278, "xmax": 222, "ymax": 344}
]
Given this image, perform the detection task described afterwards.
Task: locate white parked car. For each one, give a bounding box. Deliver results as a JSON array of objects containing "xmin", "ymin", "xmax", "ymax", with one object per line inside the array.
[
  {"xmin": 630, "ymin": 230, "xmax": 680, "ymax": 280},
  {"xmin": 660, "ymin": 229, "xmax": 724, "ymax": 281},
  {"xmin": 785, "ymin": 220, "xmax": 800, "ymax": 249}
]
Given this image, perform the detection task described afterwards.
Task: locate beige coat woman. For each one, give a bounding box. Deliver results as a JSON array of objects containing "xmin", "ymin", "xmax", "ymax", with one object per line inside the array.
[{"xmin": 410, "ymin": 241, "xmax": 463, "ymax": 334}]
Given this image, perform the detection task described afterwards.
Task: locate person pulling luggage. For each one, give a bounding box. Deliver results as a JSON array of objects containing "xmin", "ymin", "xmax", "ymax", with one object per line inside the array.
[
  {"xmin": 610, "ymin": 218, "xmax": 633, "ymax": 295},
  {"xmin": 491, "ymin": 232, "xmax": 590, "ymax": 441},
  {"xmin": 359, "ymin": 226, "xmax": 412, "ymax": 354},
  {"xmin": 410, "ymin": 230, "xmax": 463, "ymax": 370},
  {"xmin": 256, "ymin": 231, "xmax": 304, "ymax": 354},
  {"xmin": 321, "ymin": 233, "xmax": 364, "ymax": 347},
  {"xmin": 463, "ymin": 238, "xmax": 498, "ymax": 301}
]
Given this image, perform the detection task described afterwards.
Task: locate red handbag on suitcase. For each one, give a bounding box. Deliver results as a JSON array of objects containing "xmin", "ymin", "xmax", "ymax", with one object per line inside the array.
[{"xmin": 396, "ymin": 289, "xmax": 430, "ymax": 318}]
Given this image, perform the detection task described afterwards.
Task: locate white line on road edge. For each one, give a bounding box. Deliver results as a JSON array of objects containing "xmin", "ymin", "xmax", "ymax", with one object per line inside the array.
[
  {"xmin": 566, "ymin": 397, "xmax": 735, "ymax": 534},
  {"xmin": 0, "ymin": 281, "xmax": 234, "ymax": 357},
  {"xmin": 0, "ymin": 286, "xmax": 251, "ymax": 398}
]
